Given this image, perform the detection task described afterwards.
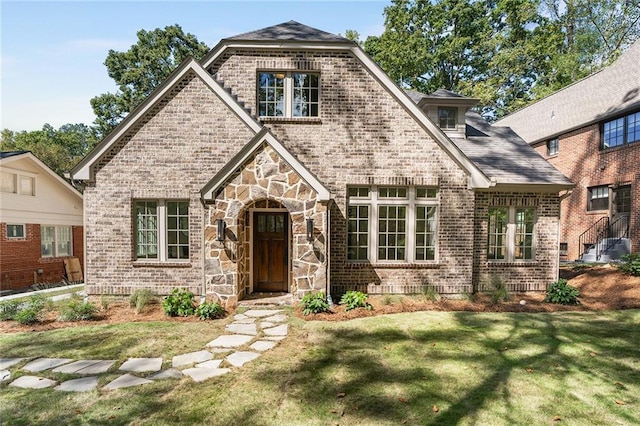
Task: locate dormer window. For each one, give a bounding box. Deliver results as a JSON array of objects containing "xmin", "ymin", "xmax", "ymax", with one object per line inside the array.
[
  {"xmin": 258, "ymin": 72, "xmax": 319, "ymax": 118},
  {"xmin": 438, "ymin": 107, "xmax": 457, "ymax": 129}
]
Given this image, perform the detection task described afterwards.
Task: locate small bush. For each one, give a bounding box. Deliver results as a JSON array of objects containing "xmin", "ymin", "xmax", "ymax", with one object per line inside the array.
[
  {"xmin": 544, "ymin": 279, "xmax": 580, "ymax": 305},
  {"xmin": 340, "ymin": 290, "xmax": 373, "ymax": 312},
  {"xmin": 14, "ymin": 308, "xmax": 39, "ymax": 325},
  {"xmin": 619, "ymin": 253, "xmax": 640, "ymax": 277},
  {"xmin": 0, "ymin": 300, "xmax": 22, "ymax": 321},
  {"xmin": 130, "ymin": 289, "xmax": 158, "ymax": 313},
  {"xmin": 26, "ymin": 294, "xmax": 49, "ymax": 312},
  {"xmin": 489, "ymin": 274, "xmax": 510, "ymax": 304},
  {"xmin": 422, "ymin": 286, "xmax": 441, "ymax": 302},
  {"xmin": 58, "ymin": 300, "xmax": 98, "ymax": 321},
  {"xmin": 162, "ymin": 288, "xmax": 195, "ymax": 317},
  {"xmin": 195, "ymin": 302, "xmax": 225, "ymax": 320},
  {"xmin": 300, "ymin": 292, "xmax": 331, "ymax": 315}
]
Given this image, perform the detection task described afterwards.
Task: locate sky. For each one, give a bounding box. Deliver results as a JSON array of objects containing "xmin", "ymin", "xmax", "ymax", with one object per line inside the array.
[{"xmin": 1, "ymin": 0, "xmax": 388, "ymax": 131}]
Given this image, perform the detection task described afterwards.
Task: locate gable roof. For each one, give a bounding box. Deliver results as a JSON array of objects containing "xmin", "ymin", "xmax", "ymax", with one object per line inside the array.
[
  {"xmin": 201, "ymin": 128, "xmax": 331, "ymax": 201},
  {"xmin": 71, "ymin": 58, "xmax": 263, "ymax": 181},
  {"xmin": 225, "ymin": 20, "xmax": 349, "ymax": 43},
  {"xmin": 495, "ymin": 40, "xmax": 640, "ymax": 144},
  {"xmin": 1, "ymin": 151, "xmax": 83, "ymax": 199}
]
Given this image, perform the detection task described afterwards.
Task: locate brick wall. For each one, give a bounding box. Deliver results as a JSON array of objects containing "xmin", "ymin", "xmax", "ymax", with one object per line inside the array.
[
  {"xmin": 533, "ymin": 124, "xmax": 640, "ymax": 260},
  {"xmin": 0, "ymin": 223, "xmax": 84, "ymax": 291}
]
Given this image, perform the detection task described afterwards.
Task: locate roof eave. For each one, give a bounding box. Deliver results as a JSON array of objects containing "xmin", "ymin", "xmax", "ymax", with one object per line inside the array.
[{"xmin": 475, "ymin": 182, "xmax": 576, "ymax": 193}]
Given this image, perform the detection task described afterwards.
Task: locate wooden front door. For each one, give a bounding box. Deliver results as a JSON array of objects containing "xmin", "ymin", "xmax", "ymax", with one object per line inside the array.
[{"xmin": 253, "ymin": 212, "xmax": 288, "ymax": 292}]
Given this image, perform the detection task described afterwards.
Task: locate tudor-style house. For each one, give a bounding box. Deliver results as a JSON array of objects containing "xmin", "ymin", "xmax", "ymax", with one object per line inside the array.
[
  {"xmin": 496, "ymin": 40, "xmax": 639, "ymax": 262},
  {"xmin": 72, "ymin": 21, "xmax": 573, "ymax": 306}
]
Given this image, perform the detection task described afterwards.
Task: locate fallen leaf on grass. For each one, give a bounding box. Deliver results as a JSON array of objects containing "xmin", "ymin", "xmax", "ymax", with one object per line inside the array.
[
  {"xmin": 615, "ymin": 382, "xmax": 624, "ymax": 387},
  {"xmin": 526, "ymin": 368, "xmax": 534, "ymax": 373},
  {"xmin": 398, "ymin": 397, "xmax": 408, "ymax": 403},
  {"xmin": 432, "ymin": 405, "xmax": 439, "ymax": 413},
  {"xmin": 615, "ymin": 400, "xmax": 626, "ymax": 405},
  {"xmin": 337, "ymin": 392, "xmax": 345, "ymax": 398},
  {"xmin": 590, "ymin": 352, "xmax": 597, "ymax": 357},
  {"xmin": 553, "ymin": 415, "xmax": 561, "ymax": 421}
]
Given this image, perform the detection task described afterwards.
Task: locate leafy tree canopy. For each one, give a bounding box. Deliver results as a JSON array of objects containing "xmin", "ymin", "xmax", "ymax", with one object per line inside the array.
[{"xmin": 90, "ymin": 24, "xmax": 210, "ymax": 136}]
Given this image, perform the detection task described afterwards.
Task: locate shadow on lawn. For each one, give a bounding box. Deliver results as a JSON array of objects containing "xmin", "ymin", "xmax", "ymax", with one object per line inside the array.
[{"xmin": 254, "ymin": 311, "xmax": 638, "ymax": 425}]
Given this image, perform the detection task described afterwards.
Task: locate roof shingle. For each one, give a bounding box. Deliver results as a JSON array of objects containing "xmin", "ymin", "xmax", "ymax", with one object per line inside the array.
[{"xmin": 225, "ymin": 20, "xmax": 350, "ymax": 43}]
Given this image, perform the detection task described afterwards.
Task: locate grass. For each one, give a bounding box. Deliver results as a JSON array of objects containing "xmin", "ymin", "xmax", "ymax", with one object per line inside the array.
[{"xmin": 1, "ymin": 310, "xmax": 638, "ymax": 425}]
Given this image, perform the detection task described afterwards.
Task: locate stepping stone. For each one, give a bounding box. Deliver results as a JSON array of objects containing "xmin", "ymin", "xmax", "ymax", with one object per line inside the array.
[
  {"xmin": 119, "ymin": 358, "xmax": 163, "ymax": 373},
  {"xmin": 263, "ymin": 314, "xmax": 287, "ymax": 323},
  {"xmin": 1, "ymin": 370, "xmax": 10, "ymax": 382},
  {"xmin": 244, "ymin": 309, "xmax": 282, "ymax": 318},
  {"xmin": 172, "ymin": 350, "xmax": 212, "ymax": 368},
  {"xmin": 196, "ymin": 359, "xmax": 222, "ymax": 369},
  {"xmin": 260, "ymin": 321, "xmax": 276, "ymax": 329},
  {"xmin": 263, "ymin": 336, "xmax": 286, "ymax": 341},
  {"xmin": 233, "ymin": 313, "xmax": 249, "ymax": 321},
  {"xmin": 263, "ymin": 324, "xmax": 288, "ymax": 336},
  {"xmin": 0, "ymin": 358, "xmax": 26, "ymax": 370},
  {"xmin": 226, "ymin": 322, "xmax": 258, "ymax": 335},
  {"xmin": 53, "ymin": 360, "xmax": 113, "ymax": 374},
  {"xmin": 182, "ymin": 367, "xmax": 231, "ymax": 382},
  {"xmin": 249, "ymin": 340, "xmax": 277, "ymax": 352},
  {"xmin": 149, "ymin": 369, "xmax": 183, "ymax": 380},
  {"xmin": 226, "ymin": 351, "xmax": 260, "ymax": 367},
  {"xmin": 55, "ymin": 376, "xmax": 98, "ymax": 392},
  {"xmin": 104, "ymin": 374, "xmax": 153, "ymax": 390},
  {"xmin": 206, "ymin": 334, "xmax": 253, "ymax": 348},
  {"xmin": 77, "ymin": 360, "xmax": 115, "ymax": 374},
  {"xmin": 10, "ymin": 375, "xmax": 56, "ymax": 389},
  {"xmin": 23, "ymin": 358, "xmax": 74, "ymax": 372}
]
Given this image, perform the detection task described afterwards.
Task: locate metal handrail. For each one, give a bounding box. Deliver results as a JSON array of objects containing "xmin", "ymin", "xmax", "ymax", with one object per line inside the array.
[
  {"xmin": 578, "ymin": 216, "xmax": 609, "ymax": 259},
  {"xmin": 598, "ymin": 216, "xmax": 630, "ymax": 259}
]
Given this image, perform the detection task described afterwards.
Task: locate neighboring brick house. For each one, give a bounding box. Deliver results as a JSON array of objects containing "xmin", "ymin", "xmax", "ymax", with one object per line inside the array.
[
  {"xmin": 496, "ymin": 41, "xmax": 640, "ymax": 262},
  {"xmin": 71, "ymin": 21, "xmax": 573, "ymax": 305},
  {"xmin": 1, "ymin": 151, "xmax": 84, "ymax": 292}
]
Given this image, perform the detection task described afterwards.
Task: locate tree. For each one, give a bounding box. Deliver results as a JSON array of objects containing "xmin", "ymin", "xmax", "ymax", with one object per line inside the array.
[{"xmin": 91, "ymin": 24, "xmax": 210, "ymax": 137}]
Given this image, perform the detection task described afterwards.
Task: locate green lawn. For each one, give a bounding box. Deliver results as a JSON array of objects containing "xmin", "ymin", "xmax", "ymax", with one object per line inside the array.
[{"xmin": 1, "ymin": 309, "xmax": 638, "ymax": 425}]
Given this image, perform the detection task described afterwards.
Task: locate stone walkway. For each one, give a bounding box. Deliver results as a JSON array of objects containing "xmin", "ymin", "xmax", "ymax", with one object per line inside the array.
[{"xmin": 0, "ymin": 309, "xmax": 287, "ymax": 392}]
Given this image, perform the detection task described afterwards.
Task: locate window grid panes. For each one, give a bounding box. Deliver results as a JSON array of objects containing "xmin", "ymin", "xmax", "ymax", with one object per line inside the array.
[
  {"xmin": 613, "ymin": 186, "xmax": 631, "ymax": 214},
  {"xmin": 41, "ymin": 226, "xmax": 55, "ymax": 257},
  {"xmin": 415, "ymin": 206, "xmax": 436, "ymax": 261},
  {"xmin": 167, "ymin": 201, "xmax": 189, "ymax": 260},
  {"xmin": 136, "ymin": 201, "xmax": 158, "ymax": 259},
  {"xmin": 628, "ymin": 112, "xmax": 640, "ymax": 144},
  {"xmin": 347, "ymin": 205, "xmax": 369, "ymax": 260},
  {"xmin": 378, "ymin": 187, "xmax": 407, "ymax": 198},
  {"xmin": 378, "ymin": 205, "xmax": 406, "ymax": 261},
  {"xmin": 348, "ymin": 187, "xmax": 370, "ymax": 198},
  {"xmin": 514, "ymin": 208, "xmax": 535, "ymax": 260},
  {"xmin": 258, "ymin": 73, "xmax": 285, "ymax": 117},
  {"xmin": 588, "ymin": 186, "xmax": 609, "ymax": 211},
  {"xmin": 438, "ymin": 107, "xmax": 457, "ymax": 129},
  {"xmin": 41, "ymin": 225, "xmax": 71, "ymax": 257},
  {"xmin": 416, "ymin": 187, "xmax": 438, "ymax": 198},
  {"xmin": 6, "ymin": 224, "xmax": 25, "ymax": 239},
  {"xmin": 547, "ymin": 138, "xmax": 559, "ymax": 156},
  {"xmin": 604, "ymin": 117, "xmax": 625, "ymax": 147},
  {"xmin": 293, "ymin": 73, "xmax": 319, "ymax": 117},
  {"xmin": 603, "ymin": 111, "xmax": 640, "ymax": 148},
  {"xmin": 488, "ymin": 208, "xmax": 508, "ymax": 260},
  {"xmin": 56, "ymin": 226, "xmax": 71, "ymax": 257}
]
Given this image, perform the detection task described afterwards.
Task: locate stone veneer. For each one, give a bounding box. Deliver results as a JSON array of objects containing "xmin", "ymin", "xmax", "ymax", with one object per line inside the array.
[{"xmin": 204, "ymin": 143, "xmax": 327, "ymax": 306}]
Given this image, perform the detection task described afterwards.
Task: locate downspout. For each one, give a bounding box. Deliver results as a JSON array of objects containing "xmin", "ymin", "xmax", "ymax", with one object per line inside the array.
[
  {"xmin": 555, "ymin": 189, "xmax": 573, "ymax": 283},
  {"xmin": 325, "ymin": 200, "xmax": 333, "ymax": 307},
  {"xmin": 200, "ymin": 197, "xmax": 208, "ymax": 304}
]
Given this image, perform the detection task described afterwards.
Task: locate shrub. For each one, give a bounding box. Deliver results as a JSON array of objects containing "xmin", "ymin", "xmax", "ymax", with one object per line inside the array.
[
  {"xmin": 340, "ymin": 290, "xmax": 372, "ymax": 312},
  {"xmin": 195, "ymin": 301, "xmax": 225, "ymax": 320},
  {"xmin": 544, "ymin": 279, "xmax": 580, "ymax": 305},
  {"xmin": 130, "ymin": 289, "xmax": 158, "ymax": 313},
  {"xmin": 619, "ymin": 253, "xmax": 640, "ymax": 277},
  {"xmin": 489, "ymin": 274, "xmax": 510, "ymax": 304},
  {"xmin": 162, "ymin": 288, "xmax": 195, "ymax": 317},
  {"xmin": 58, "ymin": 300, "xmax": 98, "ymax": 321},
  {"xmin": 0, "ymin": 300, "xmax": 22, "ymax": 321},
  {"xmin": 300, "ymin": 292, "xmax": 331, "ymax": 315},
  {"xmin": 14, "ymin": 308, "xmax": 39, "ymax": 325},
  {"xmin": 26, "ymin": 294, "xmax": 49, "ymax": 312},
  {"xmin": 422, "ymin": 286, "xmax": 441, "ymax": 302}
]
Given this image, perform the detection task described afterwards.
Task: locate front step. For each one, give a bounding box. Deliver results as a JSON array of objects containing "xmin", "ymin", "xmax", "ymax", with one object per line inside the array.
[
  {"xmin": 580, "ymin": 238, "xmax": 631, "ymax": 262},
  {"xmin": 237, "ymin": 293, "xmax": 293, "ymax": 308}
]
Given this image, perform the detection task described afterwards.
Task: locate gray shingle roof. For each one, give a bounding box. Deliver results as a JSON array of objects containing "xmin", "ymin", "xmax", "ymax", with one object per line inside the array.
[
  {"xmin": 495, "ymin": 40, "xmax": 640, "ymax": 144},
  {"xmin": 0, "ymin": 151, "xmax": 28, "ymax": 159},
  {"xmin": 225, "ymin": 20, "xmax": 350, "ymax": 43},
  {"xmin": 453, "ymin": 112, "xmax": 574, "ymax": 186}
]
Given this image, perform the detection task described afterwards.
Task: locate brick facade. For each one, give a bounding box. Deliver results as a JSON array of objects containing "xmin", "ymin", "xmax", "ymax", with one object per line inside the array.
[
  {"xmin": 533, "ymin": 123, "xmax": 640, "ymax": 260},
  {"xmin": 0, "ymin": 223, "xmax": 84, "ymax": 291}
]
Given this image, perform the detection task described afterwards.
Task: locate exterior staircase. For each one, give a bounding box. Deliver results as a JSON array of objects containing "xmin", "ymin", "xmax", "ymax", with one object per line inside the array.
[
  {"xmin": 578, "ymin": 216, "xmax": 630, "ymax": 262},
  {"xmin": 580, "ymin": 237, "xmax": 631, "ymax": 262}
]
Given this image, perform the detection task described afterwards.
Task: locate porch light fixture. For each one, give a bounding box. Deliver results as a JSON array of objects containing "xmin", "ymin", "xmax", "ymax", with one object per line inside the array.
[
  {"xmin": 216, "ymin": 219, "xmax": 226, "ymax": 242},
  {"xmin": 306, "ymin": 217, "xmax": 314, "ymax": 242}
]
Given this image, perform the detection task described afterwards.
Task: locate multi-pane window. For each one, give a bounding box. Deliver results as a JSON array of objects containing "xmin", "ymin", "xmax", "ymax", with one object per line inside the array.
[
  {"xmin": 1, "ymin": 171, "xmax": 34, "ymax": 195},
  {"xmin": 134, "ymin": 200, "xmax": 189, "ymax": 261},
  {"xmin": 347, "ymin": 186, "xmax": 438, "ymax": 263},
  {"xmin": 603, "ymin": 111, "xmax": 640, "ymax": 148},
  {"xmin": 6, "ymin": 224, "xmax": 25, "ymax": 239},
  {"xmin": 258, "ymin": 72, "xmax": 319, "ymax": 118},
  {"xmin": 41, "ymin": 225, "xmax": 72, "ymax": 257},
  {"xmin": 1, "ymin": 172, "xmax": 16, "ymax": 193},
  {"xmin": 588, "ymin": 185, "xmax": 609, "ymax": 211},
  {"xmin": 438, "ymin": 107, "xmax": 457, "ymax": 129},
  {"xmin": 487, "ymin": 207, "xmax": 536, "ymax": 262},
  {"xmin": 547, "ymin": 138, "xmax": 559, "ymax": 156}
]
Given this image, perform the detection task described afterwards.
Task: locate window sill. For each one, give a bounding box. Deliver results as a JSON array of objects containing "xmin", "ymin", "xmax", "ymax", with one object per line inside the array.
[
  {"xmin": 132, "ymin": 261, "xmax": 192, "ymax": 268},
  {"xmin": 486, "ymin": 261, "xmax": 538, "ymax": 267},
  {"xmin": 260, "ymin": 117, "xmax": 322, "ymax": 124},
  {"xmin": 346, "ymin": 262, "xmax": 441, "ymax": 269},
  {"xmin": 586, "ymin": 210, "xmax": 608, "ymax": 215}
]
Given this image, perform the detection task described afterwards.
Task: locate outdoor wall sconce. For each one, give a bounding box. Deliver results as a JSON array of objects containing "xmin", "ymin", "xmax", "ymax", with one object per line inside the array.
[
  {"xmin": 306, "ymin": 218, "xmax": 314, "ymax": 242},
  {"xmin": 216, "ymin": 219, "xmax": 226, "ymax": 242}
]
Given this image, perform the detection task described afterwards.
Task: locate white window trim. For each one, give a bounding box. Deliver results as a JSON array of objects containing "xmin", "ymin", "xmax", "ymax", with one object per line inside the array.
[
  {"xmin": 134, "ymin": 199, "xmax": 190, "ymax": 263},
  {"xmin": 258, "ymin": 71, "xmax": 319, "ymax": 118},
  {"xmin": 487, "ymin": 206, "xmax": 537, "ymax": 263},
  {"xmin": 41, "ymin": 225, "xmax": 72, "ymax": 258},
  {"xmin": 348, "ymin": 186, "xmax": 439, "ymax": 264},
  {"xmin": 1, "ymin": 169, "xmax": 36, "ymax": 196},
  {"xmin": 6, "ymin": 224, "xmax": 26, "ymax": 239}
]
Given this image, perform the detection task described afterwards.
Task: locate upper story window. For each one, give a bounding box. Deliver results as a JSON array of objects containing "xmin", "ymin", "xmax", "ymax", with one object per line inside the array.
[
  {"xmin": 258, "ymin": 72, "xmax": 319, "ymax": 118},
  {"xmin": 602, "ymin": 111, "xmax": 640, "ymax": 149},
  {"xmin": 134, "ymin": 200, "xmax": 189, "ymax": 261},
  {"xmin": 1, "ymin": 171, "xmax": 34, "ymax": 196},
  {"xmin": 588, "ymin": 185, "xmax": 609, "ymax": 211},
  {"xmin": 438, "ymin": 107, "xmax": 457, "ymax": 129},
  {"xmin": 547, "ymin": 138, "xmax": 559, "ymax": 156}
]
